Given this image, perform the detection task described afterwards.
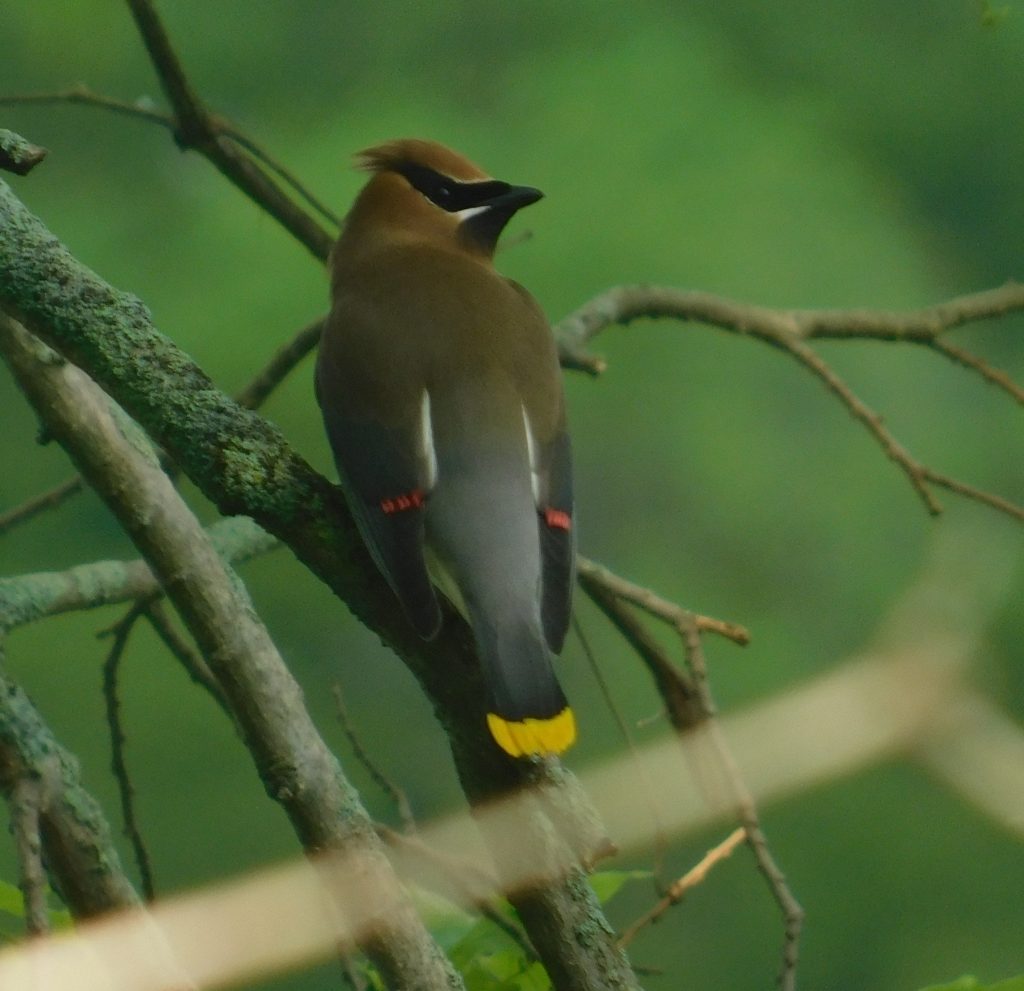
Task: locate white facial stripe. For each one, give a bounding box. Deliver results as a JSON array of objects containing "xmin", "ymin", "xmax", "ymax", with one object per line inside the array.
[
  {"xmin": 521, "ymin": 404, "xmax": 542, "ymax": 504},
  {"xmin": 455, "ymin": 204, "xmax": 490, "ymax": 221},
  {"xmin": 420, "ymin": 389, "xmax": 438, "ymax": 489}
]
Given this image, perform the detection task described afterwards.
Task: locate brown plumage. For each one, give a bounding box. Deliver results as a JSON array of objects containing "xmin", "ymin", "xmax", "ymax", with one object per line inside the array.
[{"xmin": 316, "ymin": 139, "xmax": 576, "ymax": 757}]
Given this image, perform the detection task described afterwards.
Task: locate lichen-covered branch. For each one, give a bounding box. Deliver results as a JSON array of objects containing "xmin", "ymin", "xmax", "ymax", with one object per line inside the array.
[
  {"xmin": 0, "ymin": 129, "xmax": 48, "ymax": 176},
  {"xmin": 0, "ymin": 645, "xmax": 141, "ymax": 917},
  {"xmin": 0, "ymin": 516, "xmax": 276, "ymax": 633},
  {"xmin": 0, "ymin": 315, "xmax": 463, "ymax": 991}
]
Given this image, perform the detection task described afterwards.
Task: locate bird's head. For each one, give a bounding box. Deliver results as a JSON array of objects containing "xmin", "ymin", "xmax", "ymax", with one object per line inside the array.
[{"xmin": 341, "ymin": 138, "xmax": 542, "ymax": 259}]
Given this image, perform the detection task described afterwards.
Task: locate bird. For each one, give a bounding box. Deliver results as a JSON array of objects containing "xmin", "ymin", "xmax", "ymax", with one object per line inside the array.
[{"xmin": 315, "ymin": 138, "xmax": 576, "ymax": 758}]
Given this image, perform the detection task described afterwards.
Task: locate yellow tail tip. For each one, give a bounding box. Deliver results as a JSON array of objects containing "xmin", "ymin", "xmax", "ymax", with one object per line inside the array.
[{"xmin": 486, "ymin": 708, "xmax": 577, "ymax": 758}]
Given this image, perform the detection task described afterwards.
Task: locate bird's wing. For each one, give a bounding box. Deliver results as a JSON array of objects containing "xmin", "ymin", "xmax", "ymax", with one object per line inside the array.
[
  {"xmin": 315, "ymin": 359, "xmax": 441, "ymax": 640},
  {"xmin": 524, "ymin": 408, "xmax": 576, "ymax": 653}
]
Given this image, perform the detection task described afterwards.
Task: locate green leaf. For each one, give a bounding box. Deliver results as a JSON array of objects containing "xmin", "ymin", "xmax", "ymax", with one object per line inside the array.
[
  {"xmin": 407, "ymin": 886, "xmax": 478, "ymax": 952},
  {"xmin": 0, "ymin": 881, "xmax": 25, "ymax": 918},
  {"xmin": 588, "ymin": 870, "xmax": 652, "ymax": 905}
]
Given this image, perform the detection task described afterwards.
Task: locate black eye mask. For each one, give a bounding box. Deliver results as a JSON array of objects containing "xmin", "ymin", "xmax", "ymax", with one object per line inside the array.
[{"xmin": 396, "ymin": 163, "xmax": 511, "ymax": 213}]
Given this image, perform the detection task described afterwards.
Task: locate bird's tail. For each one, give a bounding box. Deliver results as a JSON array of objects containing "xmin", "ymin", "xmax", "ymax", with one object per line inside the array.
[{"xmin": 471, "ymin": 609, "xmax": 576, "ymax": 758}]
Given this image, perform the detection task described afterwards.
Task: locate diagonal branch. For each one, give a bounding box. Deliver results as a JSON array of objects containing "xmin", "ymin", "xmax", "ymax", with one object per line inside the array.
[
  {"xmin": 118, "ymin": 0, "xmax": 333, "ymax": 258},
  {"xmin": 0, "ymin": 314, "xmax": 463, "ymax": 991}
]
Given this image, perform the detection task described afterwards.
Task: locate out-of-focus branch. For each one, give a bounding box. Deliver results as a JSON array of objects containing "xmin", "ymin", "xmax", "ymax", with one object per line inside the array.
[
  {"xmin": 555, "ymin": 283, "xmax": 1024, "ymax": 520},
  {"xmin": 0, "ymin": 315, "xmax": 462, "ymax": 991}
]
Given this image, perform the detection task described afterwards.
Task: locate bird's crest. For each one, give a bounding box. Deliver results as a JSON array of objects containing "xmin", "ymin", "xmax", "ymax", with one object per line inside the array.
[{"xmin": 356, "ymin": 139, "xmax": 489, "ymax": 182}]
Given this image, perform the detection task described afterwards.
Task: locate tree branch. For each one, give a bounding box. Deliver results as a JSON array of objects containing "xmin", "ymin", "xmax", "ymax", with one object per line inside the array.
[
  {"xmin": 0, "ymin": 643, "xmax": 141, "ymax": 918},
  {"xmin": 0, "ymin": 474, "xmax": 84, "ymax": 536},
  {"xmin": 9, "ymin": 772, "xmax": 49, "ymax": 935},
  {"xmin": 122, "ymin": 0, "xmax": 333, "ymax": 259},
  {"xmin": 0, "ymin": 315, "xmax": 462, "ymax": 991},
  {"xmin": 0, "ymin": 129, "xmax": 48, "ymax": 177},
  {"xmin": 554, "ymin": 284, "xmax": 1024, "ymax": 520}
]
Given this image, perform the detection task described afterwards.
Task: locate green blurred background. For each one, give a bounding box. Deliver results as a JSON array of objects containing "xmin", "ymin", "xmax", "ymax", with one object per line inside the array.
[{"xmin": 2, "ymin": 2, "xmax": 1023, "ymax": 988}]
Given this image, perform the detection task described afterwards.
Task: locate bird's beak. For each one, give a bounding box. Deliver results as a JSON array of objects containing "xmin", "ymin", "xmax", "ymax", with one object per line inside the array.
[{"xmin": 490, "ymin": 184, "xmax": 544, "ymax": 212}]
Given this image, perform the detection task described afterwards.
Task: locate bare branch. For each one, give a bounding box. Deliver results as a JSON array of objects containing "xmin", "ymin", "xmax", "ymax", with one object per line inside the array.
[
  {"xmin": 99, "ymin": 599, "xmax": 159, "ymax": 901},
  {"xmin": 618, "ymin": 826, "xmax": 746, "ymax": 949},
  {"xmin": 555, "ymin": 281, "xmax": 1024, "ymax": 361},
  {"xmin": 122, "ymin": 0, "xmax": 333, "ymax": 259},
  {"xmin": 143, "ymin": 600, "xmax": 229, "ymax": 713},
  {"xmin": 576, "ymin": 556, "xmax": 750, "ymax": 646},
  {"xmin": 781, "ymin": 336, "xmax": 943, "ymax": 514},
  {"xmin": 0, "ymin": 517, "xmax": 278, "ymax": 633},
  {"xmin": 0, "ymin": 85, "xmax": 172, "ymax": 127},
  {"xmin": 0, "ymin": 474, "xmax": 84, "ymax": 536},
  {"xmin": 0, "ymin": 86, "xmax": 340, "ymax": 229},
  {"xmin": 678, "ymin": 625, "xmax": 803, "ymax": 991},
  {"xmin": 927, "ymin": 337, "xmax": 1024, "ymax": 406},
  {"xmin": 332, "ymin": 682, "xmax": 416, "ymax": 835},
  {"xmin": 556, "ymin": 284, "xmax": 1024, "ymax": 522}
]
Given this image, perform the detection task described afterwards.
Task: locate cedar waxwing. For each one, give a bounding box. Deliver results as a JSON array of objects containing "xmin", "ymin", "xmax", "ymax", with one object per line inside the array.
[{"xmin": 315, "ymin": 139, "xmax": 576, "ymax": 758}]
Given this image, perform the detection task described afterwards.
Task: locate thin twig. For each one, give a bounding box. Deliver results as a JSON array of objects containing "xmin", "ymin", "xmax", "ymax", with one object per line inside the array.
[
  {"xmin": 928, "ymin": 337, "xmax": 1024, "ymax": 407},
  {"xmin": 99, "ymin": 598, "xmax": 158, "ymax": 901},
  {"xmin": 577, "ymin": 573, "xmax": 706, "ymax": 733},
  {"xmin": 0, "ymin": 87, "xmax": 340, "ymax": 228},
  {"xmin": 781, "ymin": 337, "xmax": 942, "ymax": 514},
  {"xmin": 573, "ymin": 613, "xmax": 670, "ymax": 881},
  {"xmin": 10, "ymin": 774, "xmax": 49, "ymax": 935},
  {"xmin": 679, "ymin": 623, "xmax": 803, "ymax": 991},
  {"xmin": 0, "ymin": 474, "xmax": 84, "ymax": 535},
  {"xmin": 576, "ymin": 556, "xmax": 750, "ymax": 646},
  {"xmin": 123, "ymin": 0, "xmax": 333, "ymax": 259},
  {"xmin": 924, "ymin": 467, "xmax": 1024, "ymax": 521},
  {"xmin": 235, "ymin": 316, "xmax": 324, "ymax": 410},
  {"xmin": 142, "ymin": 600, "xmax": 231, "ymax": 715},
  {"xmin": 618, "ymin": 826, "xmax": 747, "ymax": 949},
  {"xmin": 332, "ymin": 682, "xmax": 416, "ymax": 834}
]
